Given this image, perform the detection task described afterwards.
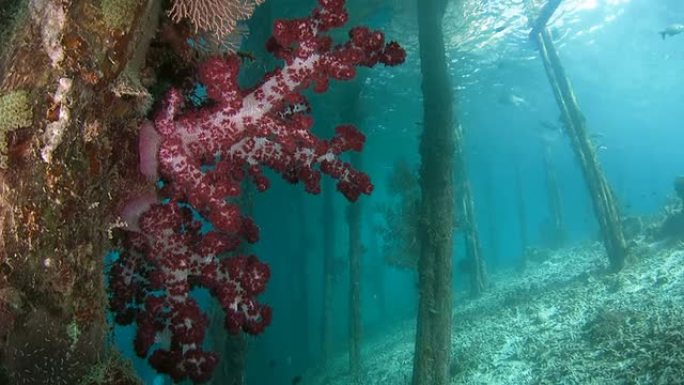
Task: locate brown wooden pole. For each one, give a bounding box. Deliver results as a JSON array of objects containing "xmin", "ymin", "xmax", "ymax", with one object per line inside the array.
[
  {"xmin": 321, "ymin": 177, "xmax": 335, "ymax": 365},
  {"xmin": 454, "ymin": 124, "xmax": 486, "ymax": 297},
  {"xmin": 542, "ymin": 145, "xmax": 566, "ymax": 248},
  {"xmin": 412, "ymin": 0, "xmax": 455, "ymax": 383},
  {"xmin": 532, "ymin": 28, "xmax": 628, "ymax": 271},
  {"xmin": 342, "ymin": 80, "xmax": 364, "ymax": 379},
  {"xmin": 0, "ymin": 0, "xmax": 164, "ymax": 382},
  {"xmin": 514, "ymin": 163, "xmax": 529, "ymax": 268},
  {"xmin": 347, "ymin": 150, "xmax": 363, "ymax": 379},
  {"xmin": 529, "ymin": 0, "xmax": 563, "ymax": 38}
]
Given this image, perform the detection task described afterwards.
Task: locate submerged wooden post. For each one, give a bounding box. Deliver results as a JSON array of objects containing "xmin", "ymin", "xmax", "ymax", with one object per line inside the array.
[
  {"xmin": 347, "ymin": 150, "xmax": 363, "ymax": 378},
  {"xmin": 454, "ymin": 124, "xmax": 486, "ymax": 296},
  {"xmin": 0, "ymin": 1, "xmax": 162, "ymax": 383},
  {"xmin": 529, "ymin": 7, "xmax": 627, "ymax": 270},
  {"xmin": 321, "ymin": 177, "xmax": 336, "ymax": 364},
  {"xmin": 482, "ymin": 164, "xmax": 500, "ymax": 266},
  {"xmin": 542, "ymin": 145, "xmax": 566, "ymax": 248},
  {"xmin": 529, "ymin": 0, "xmax": 563, "ymax": 38},
  {"xmin": 514, "ymin": 164, "xmax": 529, "ymax": 268},
  {"xmin": 412, "ymin": 0, "xmax": 454, "ymax": 383},
  {"xmin": 210, "ymin": 182, "xmax": 252, "ymax": 385},
  {"xmin": 342, "ymin": 80, "xmax": 364, "ymax": 379},
  {"xmin": 294, "ymin": 192, "xmax": 312, "ymax": 366}
]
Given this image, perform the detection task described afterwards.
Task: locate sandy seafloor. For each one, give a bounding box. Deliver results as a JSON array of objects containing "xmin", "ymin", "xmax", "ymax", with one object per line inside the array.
[{"xmin": 303, "ymin": 241, "xmax": 684, "ymax": 385}]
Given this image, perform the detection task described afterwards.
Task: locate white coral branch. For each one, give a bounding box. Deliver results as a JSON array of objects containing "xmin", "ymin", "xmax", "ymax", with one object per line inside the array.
[{"xmin": 168, "ymin": 0, "xmax": 264, "ymax": 38}]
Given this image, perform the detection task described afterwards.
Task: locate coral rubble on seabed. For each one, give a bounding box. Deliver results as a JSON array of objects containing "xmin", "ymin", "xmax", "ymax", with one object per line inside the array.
[{"xmin": 305, "ymin": 241, "xmax": 684, "ymax": 385}]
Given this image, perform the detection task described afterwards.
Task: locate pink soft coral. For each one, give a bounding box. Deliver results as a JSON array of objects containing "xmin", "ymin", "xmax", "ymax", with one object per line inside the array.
[{"xmin": 109, "ymin": 0, "xmax": 405, "ymax": 382}]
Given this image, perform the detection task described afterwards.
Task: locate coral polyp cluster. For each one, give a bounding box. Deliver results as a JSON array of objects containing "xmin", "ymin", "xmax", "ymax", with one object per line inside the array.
[
  {"xmin": 108, "ymin": 0, "xmax": 405, "ymax": 382},
  {"xmin": 110, "ymin": 201, "xmax": 270, "ymax": 382}
]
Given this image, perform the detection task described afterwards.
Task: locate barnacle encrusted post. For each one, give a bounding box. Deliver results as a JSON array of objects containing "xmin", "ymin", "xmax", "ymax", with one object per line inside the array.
[{"xmin": 0, "ymin": 0, "xmax": 173, "ymax": 383}]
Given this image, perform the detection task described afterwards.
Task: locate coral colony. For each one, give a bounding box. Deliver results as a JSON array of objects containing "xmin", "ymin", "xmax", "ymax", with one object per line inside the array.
[{"xmin": 108, "ymin": 0, "xmax": 405, "ymax": 382}]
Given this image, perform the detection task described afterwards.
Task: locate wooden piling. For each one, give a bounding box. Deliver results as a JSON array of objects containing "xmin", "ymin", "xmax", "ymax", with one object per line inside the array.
[{"xmin": 531, "ymin": 27, "xmax": 627, "ymax": 271}]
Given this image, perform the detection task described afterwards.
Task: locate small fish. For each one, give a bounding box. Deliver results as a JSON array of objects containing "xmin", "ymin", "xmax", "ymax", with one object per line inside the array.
[
  {"xmin": 659, "ymin": 23, "xmax": 684, "ymax": 39},
  {"xmin": 510, "ymin": 94, "xmax": 527, "ymax": 107},
  {"xmin": 494, "ymin": 25, "xmax": 507, "ymax": 33},
  {"xmin": 292, "ymin": 375, "xmax": 303, "ymax": 384},
  {"xmin": 498, "ymin": 92, "xmax": 528, "ymax": 108}
]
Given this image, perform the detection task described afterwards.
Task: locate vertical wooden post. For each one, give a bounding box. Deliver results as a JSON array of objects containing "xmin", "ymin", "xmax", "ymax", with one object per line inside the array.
[
  {"xmin": 0, "ymin": 1, "xmax": 162, "ymax": 383},
  {"xmin": 454, "ymin": 124, "xmax": 486, "ymax": 296},
  {"xmin": 342, "ymin": 81, "xmax": 364, "ymax": 379},
  {"xmin": 542, "ymin": 146, "xmax": 566, "ymax": 248},
  {"xmin": 482, "ymin": 164, "xmax": 499, "ymax": 266},
  {"xmin": 369, "ymin": 227, "xmax": 386, "ymax": 319},
  {"xmin": 514, "ymin": 164, "xmax": 529, "ymax": 268},
  {"xmin": 295, "ymin": 193, "xmax": 312, "ymax": 367},
  {"xmin": 347, "ymin": 151, "xmax": 363, "ymax": 379},
  {"xmin": 321, "ymin": 177, "xmax": 335, "ymax": 364},
  {"xmin": 412, "ymin": 0, "xmax": 455, "ymax": 383},
  {"xmin": 210, "ymin": 182, "xmax": 252, "ymax": 385}
]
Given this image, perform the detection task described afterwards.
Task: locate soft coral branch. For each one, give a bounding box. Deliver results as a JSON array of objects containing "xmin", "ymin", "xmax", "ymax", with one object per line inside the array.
[{"xmin": 109, "ymin": 0, "xmax": 405, "ymax": 383}]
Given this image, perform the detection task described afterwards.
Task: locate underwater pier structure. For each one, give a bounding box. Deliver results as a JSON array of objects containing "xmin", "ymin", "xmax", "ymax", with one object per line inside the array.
[
  {"xmin": 528, "ymin": 0, "xmax": 628, "ymax": 271},
  {"xmin": 342, "ymin": 80, "xmax": 365, "ymax": 379},
  {"xmin": 542, "ymin": 145, "xmax": 566, "ymax": 248},
  {"xmin": 455, "ymin": 124, "xmax": 486, "ymax": 297},
  {"xmin": 413, "ymin": 0, "xmax": 456, "ymax": 383},
  {"xmin": 514, "ymin": 163, "xmax": 529, "ymax": 267}
]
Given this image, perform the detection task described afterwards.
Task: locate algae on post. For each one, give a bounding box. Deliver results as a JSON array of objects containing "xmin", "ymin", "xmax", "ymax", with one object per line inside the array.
[{"xmin": 0, "ymin": 90, "xmax": 32, "ymax": 168}]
